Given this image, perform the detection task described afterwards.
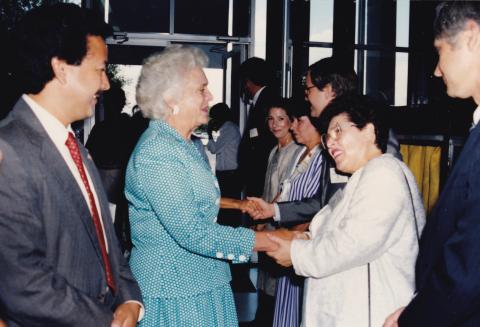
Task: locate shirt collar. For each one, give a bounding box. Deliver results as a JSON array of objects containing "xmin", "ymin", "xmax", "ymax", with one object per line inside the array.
[
  {"xmin": 252, "ymin": 86, "xmax": 266, "ymax": 106},
  {"xmin": 22, "ymin": 94, "xmax": 72, "ymax": 147},
  {"xmin": 473, "ymin": 106, "xmax": 480, "ymax": 126}
]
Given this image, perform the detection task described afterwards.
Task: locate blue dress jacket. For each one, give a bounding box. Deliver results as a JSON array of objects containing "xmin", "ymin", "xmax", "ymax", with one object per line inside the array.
[{"xmin": 125, "ymin": 120, "xmax": 255, "ymax": 298}]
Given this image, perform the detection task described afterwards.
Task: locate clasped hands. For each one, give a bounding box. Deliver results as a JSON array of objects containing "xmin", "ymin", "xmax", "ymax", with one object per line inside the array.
[
  {"xmin": 255, "ymin": 228, "xmax": 309, "ymax": 267},
  {"xmin": 224, "ymin": 197, "xmax": 276, "ymax": 220}
]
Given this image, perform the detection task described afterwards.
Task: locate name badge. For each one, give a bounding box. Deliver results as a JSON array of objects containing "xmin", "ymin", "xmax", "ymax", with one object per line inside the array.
[
  {"xmin": 330, "ymin": 168, "xmax": 349, "ymax": 184},
  {"xmin": 249, "ymin": 128, "xmax": 259, "ymax": 138}
]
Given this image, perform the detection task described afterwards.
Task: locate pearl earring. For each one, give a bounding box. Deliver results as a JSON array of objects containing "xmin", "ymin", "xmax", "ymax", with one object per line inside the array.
[{"xmin": 172, "ymin": 105, "xmax": 180, "ymax": 115}]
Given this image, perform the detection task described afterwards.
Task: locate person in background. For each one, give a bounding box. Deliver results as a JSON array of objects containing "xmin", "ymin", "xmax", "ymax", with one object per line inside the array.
[
  {"xmin": 207, "ymin": 102, "xmax": 242, "ymax": 226},
  {"xmin": 130, "ymin": 104, "xmax": 149, "ymax": 141},
  {"xmin": 0, "ymin": 4, "xmax": 143, "ymax": 326},
  {"xmin": 268, "ymin": 94, "xmax": 425, "ymax": 327},
  {"xmin": 86, "ymin": 83, "xmax": 136, "ymax": 253},
  {"xmin": 125, "ymin": 45, "xmax": 290, "ymax": 326},
  {"xmin": 255, "ymin": 98, "xmax": 305, "ymax": 327},
  {"xmin": 271, "ymin": 104, "xmax": 325, "ymax": 327},
  {"xmin": 238, "ymin": 57, "xmax": 279, "ymax": 198},
  {"xmin": 247, "ymin": 57, "xmax": 401, "ymax": 226},
  {"xmin": 385, "ymin": 2, "xmax": 480, "ymax": 326}
]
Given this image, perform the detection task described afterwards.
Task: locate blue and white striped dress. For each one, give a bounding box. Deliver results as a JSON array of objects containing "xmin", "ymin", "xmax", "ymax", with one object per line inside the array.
[{"xmin": 273, "ymin": 146, "xmax": 323, "ymax": 327}]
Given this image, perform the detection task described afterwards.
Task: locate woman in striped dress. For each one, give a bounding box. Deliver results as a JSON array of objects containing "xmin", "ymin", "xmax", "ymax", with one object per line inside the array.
[
  {"xmin": 255, "ymin": 99, "xmax": 304, "ymax": 324},
  {"xmin": 272, "ymin": 113, "xmax": 324, "ymax": 327}
]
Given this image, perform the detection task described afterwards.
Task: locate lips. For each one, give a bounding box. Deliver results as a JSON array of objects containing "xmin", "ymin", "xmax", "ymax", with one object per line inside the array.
[{"xmin": 329, "ymin": 147, "xmax": 343, "ymax": 160}]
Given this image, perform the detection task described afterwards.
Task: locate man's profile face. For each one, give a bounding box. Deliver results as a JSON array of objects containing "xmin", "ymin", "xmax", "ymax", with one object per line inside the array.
[
  {"xmin": 433, "ymin": 23, "xmax": 480, "ymax": 100},
  {"xmin": 305, "ymin": 72, "xmax": 335, "ymax": 118},
  {"xmin": 241, "ymin": 79, "xmax": 253, "ymax": 103},
  {"xmin": 63, "ymin": 35, "xmax": 111, "ymax": 123}
]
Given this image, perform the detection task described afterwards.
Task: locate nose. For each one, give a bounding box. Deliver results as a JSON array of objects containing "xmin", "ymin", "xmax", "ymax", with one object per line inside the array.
[
  {"xmin": 326, "ymin": 135, "xmax": 337, "ymax": 149},
  {"xmin": 290, "ymin": 119, "xmax": 298, "ymax": 132},
  {"xmin": 101, "ymin": 71, "xmax": 110, "ymax": 91},
  {"xmin": 433, "ymin": 62, "xmax": 442, "ymax": 77},
  {"xmin": 206, "ymin": 88, "xmax": 213, "ymax": 102}
]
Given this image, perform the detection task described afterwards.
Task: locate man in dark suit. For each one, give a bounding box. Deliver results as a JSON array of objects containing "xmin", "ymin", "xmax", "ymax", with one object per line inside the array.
[
  {"xmin": 0, "ymin": 4, "xmax": 142, "ymax": 327},
  {"xmin": 384, "ymin": 2, "xmax": 480, "ymax": 326},
  {"xmin": 236, "ymin": 57, "xmax": 279, "ymax": 327},
  {"xmin": 238, "ymin": 57, "xmax": 279, "ymax": 198}
]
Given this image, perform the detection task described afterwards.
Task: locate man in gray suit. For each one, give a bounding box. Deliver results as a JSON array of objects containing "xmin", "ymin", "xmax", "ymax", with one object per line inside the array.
[{"xmin": 0, "ymin": 4, "xmax": 142, "ymax": 327}]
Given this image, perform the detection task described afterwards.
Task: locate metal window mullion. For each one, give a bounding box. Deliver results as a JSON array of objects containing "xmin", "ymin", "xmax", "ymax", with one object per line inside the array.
[{"xmin": 169, "ymin": 0, "xmax": 175, "ymax": 34}]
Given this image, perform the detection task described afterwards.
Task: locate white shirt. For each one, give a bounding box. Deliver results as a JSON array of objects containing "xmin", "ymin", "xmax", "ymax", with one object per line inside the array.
[
  {"xmin": 252, "ymin": 85, "xmax": 266, "ymax": 107},
  {"xmin": 473, "ymin": 106, "xmax": 480, "ymax": 126}
]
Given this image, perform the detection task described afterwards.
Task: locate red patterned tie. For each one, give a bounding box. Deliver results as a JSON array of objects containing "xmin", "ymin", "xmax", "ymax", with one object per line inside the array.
[{"xmin": 65, "ymin": 132, "xmax": 116, "ymax": 292}]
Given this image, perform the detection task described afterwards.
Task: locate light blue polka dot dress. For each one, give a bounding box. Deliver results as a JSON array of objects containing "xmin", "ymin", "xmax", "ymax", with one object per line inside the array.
[{"xmin": 125, "ymin": 120, "xmax": 255, "ymax": 327}]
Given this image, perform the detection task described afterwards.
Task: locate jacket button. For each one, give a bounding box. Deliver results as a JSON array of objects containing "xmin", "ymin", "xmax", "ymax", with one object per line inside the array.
[{"xmin": 216, "ymin": 252, "xmax": 224, "ymax": 259}]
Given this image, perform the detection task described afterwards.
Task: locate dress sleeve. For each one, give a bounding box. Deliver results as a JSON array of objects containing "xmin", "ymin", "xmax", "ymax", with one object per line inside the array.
[
  {"xmin": 133, "ymin": 149, "xmax": 255, "ymax": 263},
  {"xmin": 291, "ymin": 158, "xmax": 411, "ymax": 278}
]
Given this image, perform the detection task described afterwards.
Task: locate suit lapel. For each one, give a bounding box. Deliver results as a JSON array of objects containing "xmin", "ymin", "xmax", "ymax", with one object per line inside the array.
[{"xmin": 11, "ymin": 100, "xmax": 105, "ymax": 266}]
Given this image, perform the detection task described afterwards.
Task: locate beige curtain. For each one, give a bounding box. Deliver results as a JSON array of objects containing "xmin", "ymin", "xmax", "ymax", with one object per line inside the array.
[{"xmin": 400, "ymin": 145, "xmax": 441, "ymax": 214}]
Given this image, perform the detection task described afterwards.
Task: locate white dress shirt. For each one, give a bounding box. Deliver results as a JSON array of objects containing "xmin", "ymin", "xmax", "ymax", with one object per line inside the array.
[{"xmin": 473, "ymin": 105, "xmax": 480, "ymax": 126}]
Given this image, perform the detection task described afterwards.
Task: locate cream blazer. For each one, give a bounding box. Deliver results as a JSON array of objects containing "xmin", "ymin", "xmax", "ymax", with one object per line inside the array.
[{"xmin": 291, "ymin": 154, "xmax": 426, "ymax": 327}]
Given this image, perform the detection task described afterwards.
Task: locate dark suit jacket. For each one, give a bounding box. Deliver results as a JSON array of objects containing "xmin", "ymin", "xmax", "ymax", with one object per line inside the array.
[
  {"xmin": 399, "ymin": 124, "xmax": 480, "ymax": 326},
  {"xmin": 238, "ymin": 86, "xmax": 278, "ymax": 197},
  {"xmin": 0, "ymin": 98, "xmax": 142, "ymax": 327}
]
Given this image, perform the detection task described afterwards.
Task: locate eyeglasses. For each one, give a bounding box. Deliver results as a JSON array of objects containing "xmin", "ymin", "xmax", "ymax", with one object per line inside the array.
[
  {"xmin": 304, "ymin": 85, "xmax": 316, "ymax": 94},
  {"xmin": 321, "ymin": 122, "xmax": 358, "ymax": 150}
]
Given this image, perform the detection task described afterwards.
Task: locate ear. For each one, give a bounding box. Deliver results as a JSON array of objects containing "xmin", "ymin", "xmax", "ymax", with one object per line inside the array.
[
  {"xmin": 465, "ymin": 19, "xmax": 480, "ymax": 51},
  {"xmin": 324, "ymin": 83, "xmax": 336, "ymax": 99},
  {"xmin": 363, "ymin": 122, "xmax": 376, "ymax": 143},
  {"xmin": 162, "ymin": 90, "xmax": 178, "ymax": 110},
  {"xmin": 51, "ymin": 57, "xmax": 68, "ymax": 84}
]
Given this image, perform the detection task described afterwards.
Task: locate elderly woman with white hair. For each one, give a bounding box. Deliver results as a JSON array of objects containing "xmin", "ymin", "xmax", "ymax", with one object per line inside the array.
[{"xmin": 125, "ymin": 45, "xmax": 282, "ymax": 326}]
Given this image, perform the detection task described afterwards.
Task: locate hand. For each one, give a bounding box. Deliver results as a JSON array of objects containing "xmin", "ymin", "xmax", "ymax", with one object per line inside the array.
[
  {"xmin": 246, "ymin": 197, "xmax": 275, "ymax": 219},
  {"xmin": 383, "ymin": 307, "xmax": 405, "ymax": 327},
  {"xmin": 253, "ymin": 231, "xmax": 279, "ymax": 252},
  {"xmin": 254, "ymin": 223, "xmax": 267, "ymax": 231},
  {"xmin": 111, "ymin": 302, "xmax": 141, "ymax": 327},
  {"xmin": 266, "ymin": 234, "xmax": 293, "ymax": 267},
  {"xmin": 289, "ymin": 223, "xmax": 310, "ymax": 233},
  {"xmin": 294, "ymin": 232, "xmax": 310, "ymax": 240},
  {"xmin": 239, "ymin": 199, "xmax": 259, "ymax": 213},
  {"xmin": 270, "ymin": 228, "xmax": 299, "ymax": 241}
]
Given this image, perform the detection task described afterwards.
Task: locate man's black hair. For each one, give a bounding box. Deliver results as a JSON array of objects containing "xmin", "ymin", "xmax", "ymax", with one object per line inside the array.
[
  {"xmin": 239, "ymin": 57, "xmax": 274, "ymax": 86},
  {"xmin": 13, "ymin": 3, "xmax": 112, "ymax": 94},
  {"xmin": 308, "ymin": 57, "xmax": 357, "ymax": 97}
]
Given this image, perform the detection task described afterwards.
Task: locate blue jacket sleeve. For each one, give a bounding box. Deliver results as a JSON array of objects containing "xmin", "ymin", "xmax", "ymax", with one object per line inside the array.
[{"xmin": 133, "ymin": 150, "xmax": 255, "ymax": 263}]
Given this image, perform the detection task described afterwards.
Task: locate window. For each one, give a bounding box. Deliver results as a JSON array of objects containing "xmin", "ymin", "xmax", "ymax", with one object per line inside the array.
[
  {"xmin": 308, "ymin": 0, "xmax": 334, "ymax": 65},
  {"xmin": 355, "ymin": 0, "xmax": 410, "ymax": 105}
]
